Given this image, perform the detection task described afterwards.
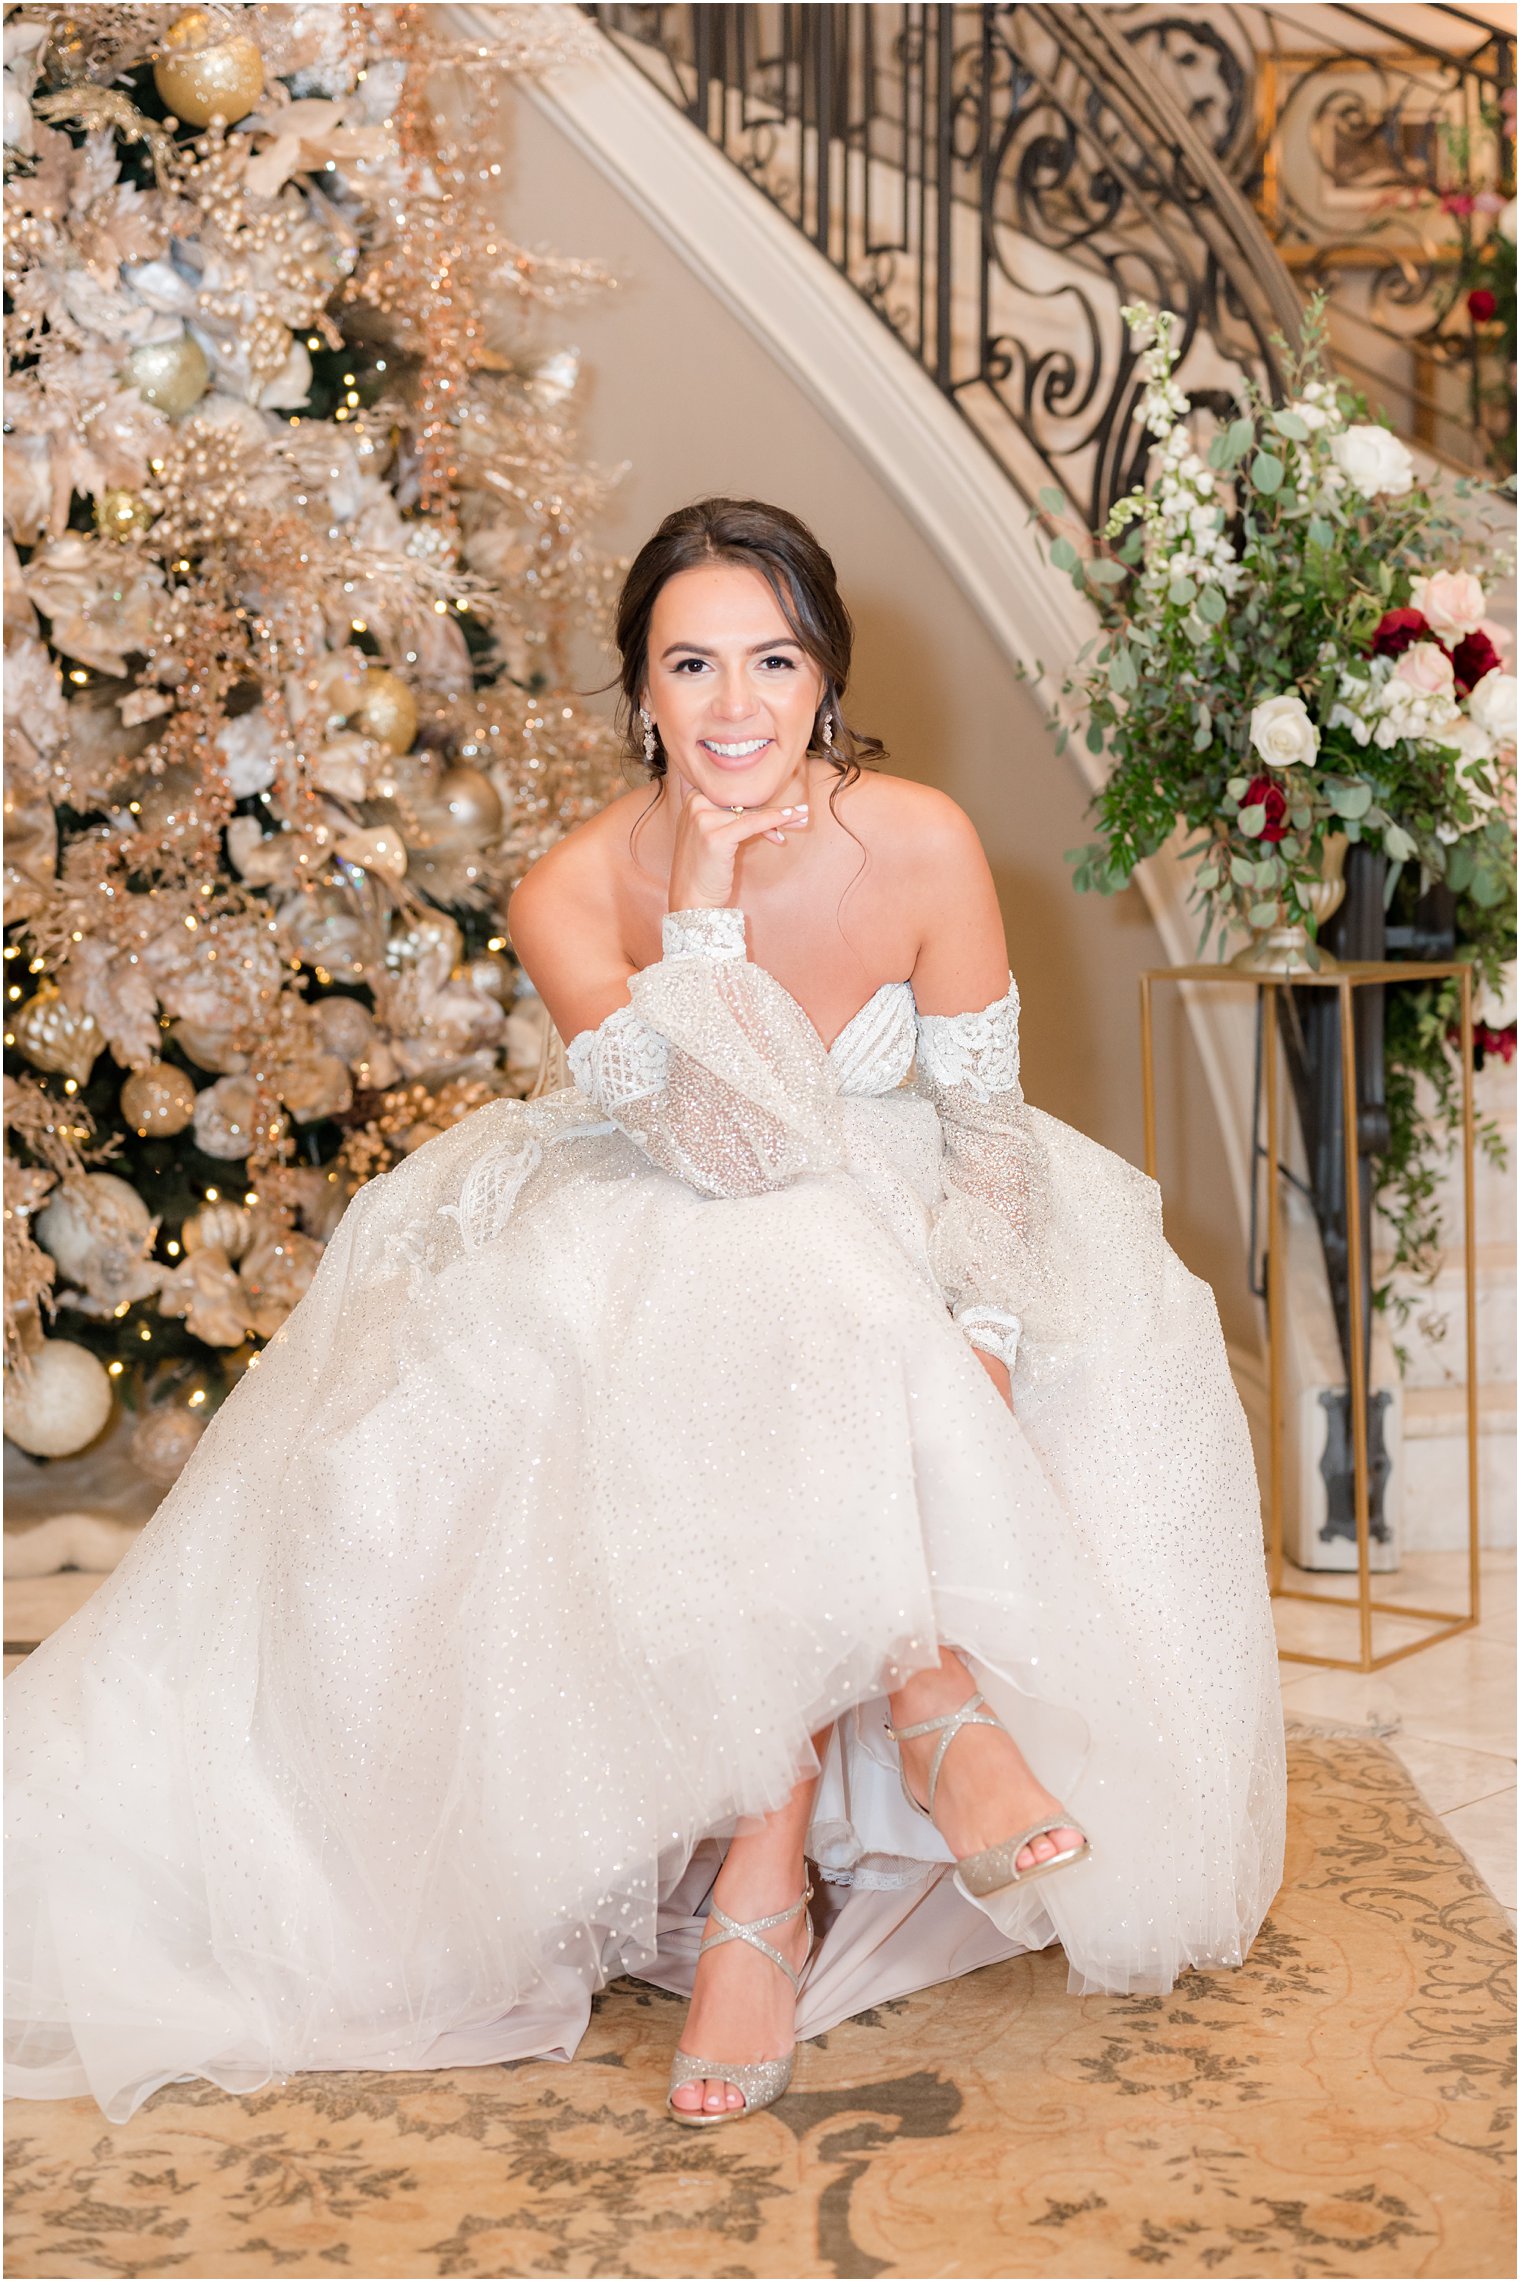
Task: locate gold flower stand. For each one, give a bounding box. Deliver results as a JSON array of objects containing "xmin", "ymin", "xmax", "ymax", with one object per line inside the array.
[{"xmin": 1138, "ymin": 961, "xmax": 1480, "ymax": 1672}]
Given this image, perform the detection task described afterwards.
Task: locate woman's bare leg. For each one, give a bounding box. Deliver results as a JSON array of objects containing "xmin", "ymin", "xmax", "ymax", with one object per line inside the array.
[
  {"xmin": 888, "ymin": 1647, "xmax": 1083, "ymax": 1869},
  {"xmin": 669, "ymin": 1725, "xmax": 830, "ymax": 2117}
]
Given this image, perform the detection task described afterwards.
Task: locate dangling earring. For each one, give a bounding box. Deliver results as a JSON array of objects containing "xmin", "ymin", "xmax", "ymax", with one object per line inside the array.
[
  {"xmin": 640, "ymin": 707, "xmax": 657, "ymax": 764},
  {"xmin": 820, "ymin": 709, "xmax": 834, "ymax": 751}
]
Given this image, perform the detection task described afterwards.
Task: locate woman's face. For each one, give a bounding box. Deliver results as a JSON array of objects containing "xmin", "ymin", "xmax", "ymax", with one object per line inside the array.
[{"xmin": 641, "ymin": 562, "xmax": 826, "ymax": 806}]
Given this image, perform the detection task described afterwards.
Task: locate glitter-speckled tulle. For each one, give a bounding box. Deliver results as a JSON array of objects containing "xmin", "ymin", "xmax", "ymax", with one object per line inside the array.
[{"xmin": 5, "ymin": 943, "xmax": 1285, "ymax": 2123}]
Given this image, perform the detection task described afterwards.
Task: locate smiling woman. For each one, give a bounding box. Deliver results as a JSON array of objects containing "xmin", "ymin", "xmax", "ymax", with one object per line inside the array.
[{"xmin": 5, "ymin": 496, "xmax": 1285, "ymax": 2133}]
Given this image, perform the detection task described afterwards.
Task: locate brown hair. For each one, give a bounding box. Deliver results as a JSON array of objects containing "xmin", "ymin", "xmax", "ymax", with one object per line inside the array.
[{"xmin": 612, "ymin": 498, "xmax": 886, "ymax": 803}]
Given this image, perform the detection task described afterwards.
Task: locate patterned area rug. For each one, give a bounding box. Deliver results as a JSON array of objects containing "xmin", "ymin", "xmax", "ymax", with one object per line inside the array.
[{"xmin": 5, "ymin": 1732, "xmax": 1514, "ymax": 2280}]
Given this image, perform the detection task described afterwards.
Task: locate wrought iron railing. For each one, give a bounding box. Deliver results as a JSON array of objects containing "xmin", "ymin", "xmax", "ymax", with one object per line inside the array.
[
  {"xmin": 587, "ymin": 4, "xmax": 1516, "ymax": 517},
  {"xmin": 585, "ymin": 2, "xmax": 1309, "ymax": 528}
]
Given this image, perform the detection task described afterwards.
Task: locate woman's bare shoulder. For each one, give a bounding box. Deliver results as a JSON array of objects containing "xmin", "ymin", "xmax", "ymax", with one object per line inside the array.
[
  {"xmin": 843, "ymin": 769, "xmax": 987, "ymax": 868},
  {"xmin": 507, "ymin": 787, "xmax": 646, "ymax": 922}
]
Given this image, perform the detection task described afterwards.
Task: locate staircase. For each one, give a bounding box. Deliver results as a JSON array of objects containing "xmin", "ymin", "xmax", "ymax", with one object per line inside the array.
[{"xmin": 1386, "ymin": 1052, "xmax": 1517, "ymax": 1548}]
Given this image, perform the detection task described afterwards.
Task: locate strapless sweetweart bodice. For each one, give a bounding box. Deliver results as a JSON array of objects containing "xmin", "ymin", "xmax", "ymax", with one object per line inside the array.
[{"xmin": 5, "ymin": 904, "xmax": 1285, "ymax": 2123}]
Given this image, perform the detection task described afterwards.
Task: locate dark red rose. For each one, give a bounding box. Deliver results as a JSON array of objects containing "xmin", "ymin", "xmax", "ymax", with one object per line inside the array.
[
  {"xmin": 1450, "ymin": 627, "xmax": 1503, "ymax": 695},
  {"xmin": 1370, "ymin": 607, "xmax": 1432, "ymax": 659},
  {"xmin": 1468, "ymin": 287, "xmax": 1499, "ymax": 323},
  {"xmin": 1242, "ymin": 774, "xmax": 1288, "ymax": 842}
]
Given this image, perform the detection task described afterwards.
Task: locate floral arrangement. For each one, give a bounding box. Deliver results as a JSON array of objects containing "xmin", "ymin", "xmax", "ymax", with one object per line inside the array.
[{"xmin": 1035, "ymin": 294, "xmax": 1516, "ymax": 1334}]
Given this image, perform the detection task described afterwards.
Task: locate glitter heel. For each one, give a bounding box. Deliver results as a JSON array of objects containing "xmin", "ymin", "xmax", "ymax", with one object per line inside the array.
[
  {"xmin": 667, "ymin": 1884, "xmax": 814, "ymax": 2128},
  {"xmin": 884, "ymin": 1690, "xmax": 1090, "ymax": 1900}
]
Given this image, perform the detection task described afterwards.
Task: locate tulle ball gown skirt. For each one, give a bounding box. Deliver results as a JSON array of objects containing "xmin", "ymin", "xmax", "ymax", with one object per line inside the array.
[{"xmin": 5, "ymin": 1051, "xmax": 1286, "ymax": 2122}]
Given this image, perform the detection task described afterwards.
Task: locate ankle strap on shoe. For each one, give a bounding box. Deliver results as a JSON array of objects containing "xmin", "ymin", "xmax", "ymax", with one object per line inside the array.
[
  {"xmin": 701, "ymin": 1885, "xmax": 814, "ymax": 1992},
  {"xmin": 883, "ymin": 1690, "xmax": 1005, "ymax": 1820}
]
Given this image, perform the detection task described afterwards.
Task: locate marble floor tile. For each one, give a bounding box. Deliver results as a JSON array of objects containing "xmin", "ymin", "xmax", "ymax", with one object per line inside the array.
[
  {"xmin": 1387, "ymin": 1731, "xmax": 1517, "ymax": 1816},
  {"xmin": 1279, "ymin": 1628, "xmax": 1516, "ymax": 1757},
  {"xmin": 1441, "ymin": 1787, "xmax": 1517, "ymax": 1910}
]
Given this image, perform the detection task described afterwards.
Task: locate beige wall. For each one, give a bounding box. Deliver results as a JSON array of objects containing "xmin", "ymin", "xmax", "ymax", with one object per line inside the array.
[{"xmin": 495, "ymin": 86, "xmax": 1256, "ymax": 1353}]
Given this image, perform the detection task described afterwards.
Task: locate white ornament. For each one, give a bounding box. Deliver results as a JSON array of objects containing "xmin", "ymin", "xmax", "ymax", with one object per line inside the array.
[{"xmin": 4, "ymin": 1341, "xmax": 114, "ymax": 1458}]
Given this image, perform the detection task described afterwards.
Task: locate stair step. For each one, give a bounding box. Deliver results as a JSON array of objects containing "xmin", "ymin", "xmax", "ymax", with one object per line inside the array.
[{"xmin": 1403, "ymin": 1382, "xmax": 1516, "ymax": 1437}]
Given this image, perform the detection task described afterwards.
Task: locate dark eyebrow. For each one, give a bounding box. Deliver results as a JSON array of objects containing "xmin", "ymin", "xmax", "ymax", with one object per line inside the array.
[{"xmin": 658, "ymin": 637, "xmax": 803, "ymax": 661}]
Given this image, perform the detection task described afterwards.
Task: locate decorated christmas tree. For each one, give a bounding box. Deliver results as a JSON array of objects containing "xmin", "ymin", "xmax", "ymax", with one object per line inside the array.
[{"xmin": 3, "ymin": 1, "xmax": 625, "ymax": 1486}]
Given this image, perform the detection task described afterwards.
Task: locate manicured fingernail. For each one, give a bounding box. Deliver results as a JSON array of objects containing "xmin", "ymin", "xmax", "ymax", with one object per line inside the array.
[{"xmin": 781, "ymin": 805, "xmax": 797, "ymax": 816}]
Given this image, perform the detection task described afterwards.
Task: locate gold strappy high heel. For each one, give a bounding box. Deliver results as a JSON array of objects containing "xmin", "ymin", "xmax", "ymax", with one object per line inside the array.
[
  {"xmin": 884, "ymin": 1689, "xmax": 1090, "ymax": 1900},
  {"xmin": 667, "ymin": 1883, "xmax": 814, "ymax": 2128}
]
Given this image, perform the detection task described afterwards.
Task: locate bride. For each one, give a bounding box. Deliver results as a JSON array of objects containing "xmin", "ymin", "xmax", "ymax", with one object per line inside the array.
[{"xmin": 5, "ymin": 497, "xmax": 1286, "ymax": 2129}]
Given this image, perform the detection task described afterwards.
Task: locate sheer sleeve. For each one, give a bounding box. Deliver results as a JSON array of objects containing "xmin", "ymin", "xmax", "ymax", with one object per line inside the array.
[
  {"xmin": 563, "ymin": 906, "xmax": 848, "ymax": 1199},
  {"xmin": 913, "ymin": 976, "xmax": 1041, "ymax": 1372}
]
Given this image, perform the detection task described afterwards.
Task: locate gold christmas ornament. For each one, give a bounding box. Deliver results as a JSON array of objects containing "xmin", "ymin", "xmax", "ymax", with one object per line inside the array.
[
  {"xmin": 121, "ymin": 1063, "xmax": 197, "ymax": 1138},
  {"xmin": 125, "ymin": 331, "xmax": 211, "ymax": 417},
  {"xmin": 94, "ymin": 488, "xmax": 153, "ymax": 542},
  {"xmin": 182, "ymin": 1202, "xmax": 252, "ymax": 1261},
  {"xmin": 432, "ymin": 765, "xmax": 503, "ymax": 844},
  {"xmin": 275, "ymin": 1052, "xmax": 353, "ymax": 1123},
  {"xmin": 3, "ymin": 1339, "xmax": 114, "ymax": 1458},
  {"xmin": 129, "ymin": 1402, "xmax": 208, "ymax": 1487},
  {"xmin": 350, "ymin": 669, "xmax": 418, "ymax": 757},
  {"xmin": 35, "ymin": 1174, "xmax": 163, "ymax": 1313},
  {"xmin": 153, "ymin": 10, "xmax": 265, "ymax": 128},
  {"xmin": 170, "ymin": 1021, "xmax": 249, "ymax": 1076},
  {"xmin": 13, "ymin": 982, "xmax": 105, "ymax": 1087},
  {"xmin": 277, "ymin": 887, "xmax": 380, "ymax": 982}
]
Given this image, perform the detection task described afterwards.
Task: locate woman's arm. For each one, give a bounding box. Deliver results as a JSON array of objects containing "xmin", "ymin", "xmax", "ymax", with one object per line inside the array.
[
  {"xmin": 904, "ymin": 793, "xmax": 1024, "ymax": 1411},
  {"xmin": 508, "ymin": 856, "xmax": 847, "ymax": 1200}
]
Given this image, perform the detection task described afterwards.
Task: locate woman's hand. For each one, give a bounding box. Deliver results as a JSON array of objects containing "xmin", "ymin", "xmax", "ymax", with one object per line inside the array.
[
  {"xmin": 667, "ymin": 783, "xmax": 809, "ymax": 913},
  {"xmin": 974, "ymin": 1347, "xmax": 1013, "ymax": 1410}
]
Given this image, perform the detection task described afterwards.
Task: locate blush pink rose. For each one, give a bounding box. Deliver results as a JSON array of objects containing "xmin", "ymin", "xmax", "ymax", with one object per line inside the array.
[
  {"xmin": 1394, "ymin": 640, "xmax": 1457, "ymax": 697},
  {"xmin": 1409, "ymin": 570, "xmax": 1486, "ymax": 642}
]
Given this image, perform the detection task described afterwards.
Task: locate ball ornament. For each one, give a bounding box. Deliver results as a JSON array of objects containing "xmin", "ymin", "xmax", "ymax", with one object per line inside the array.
[
  {"xmin": 351, "ymin": 669, "xmax": 418, "ymax": 757},
  {"xmin": 121, "ymin": 1063, "xmax": 197, "ymax": 1138},
  {"xmin": 125, "ymin": 331, "xmax": 211, "ymax": 417},
  {"xmin": 153, "ymin": 10, "xmax": 264, "ymax": 128},
  {"xmin": 4, "ymin": 1341, "xmax": 114, "ymax": 1457}
]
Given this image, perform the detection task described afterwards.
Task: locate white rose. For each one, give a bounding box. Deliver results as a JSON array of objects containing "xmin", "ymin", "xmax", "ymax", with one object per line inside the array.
[
  {"xmin": 1410, "ymin": 570, "xmax": 1486, "ymax": 643},
  {"xmin": 1249, "ymin": 692, "xmax": 1321, "ymax": 770},
  {"xmin": 1497, "ymin": 196, "xmax": 1517, "ymax": 245},
  {"xmin": 1287, "ymin": 397, "xmax": 1329, "ymax": 432},
  {"xmin": 1329, "ymin": 424, "xmax": 1416, "ymax": 499},
  {"xmin": 1469, "ymin": 671, "xmax": 1517, "ymax": 744}
]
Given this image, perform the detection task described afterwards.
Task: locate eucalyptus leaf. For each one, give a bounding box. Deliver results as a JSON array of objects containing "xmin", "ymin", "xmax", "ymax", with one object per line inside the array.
[
  {"xmin": 1248, "ymin": 900, "xmax": 1281, "ymax": 928},
  {"xmin": 1229, "ymin": 855, "xmax": 1256, "ymax": 887},
  {"xmin": 1382, "ymin": 858, "xmax": 1404, "ymax": 908},
  {"xmin": 1085, "ymin": 722, "xmax": 1105, "ymax": 755},
  {"xmin": 1225, "ymin": 417, "xmax": 1255, "ymax": 462},
  {"xmin": 1050, "ymin": 536, "xmax": 1079, "ymax": 573},
  {"xmin": 1251, "ymin": 452, "xmax": 1284, "ymax": 493},
  {"xmin": 1226, "ymin": 778, "xmax": 1250, "ymax": 801},
  {"xmin": 1108, "ymin": 645, "xmax": 1138, "ymax": 694},
  {"xmin": 1086, "ymin": 558, "xmax": 1128, "ymax": 585},
  {"xmin": 1196, "ymin": 583, "xmax": 1228, "ymax": 625},
  {"xmin": 1238, "ymin": 803, "xmax": 1266, "ymax": 838},
  {"xmin": 1307, "ymin": 515, "xmax": 1335, "ymax": 550},
  {"xmin": 1038, "ymin": 486, "xmax": 1067, "ymax": 516},
  {"xmin": 1327, "ymin": 780, "xmax": 1373, "ymax": 819},
  {"xmin": 1271, "ymin": 408, "xmax": 1310, "ymax": 441},
  {"xmin": 1168, "ymin": 575, "xmax": 1197, "ymax": 607}
]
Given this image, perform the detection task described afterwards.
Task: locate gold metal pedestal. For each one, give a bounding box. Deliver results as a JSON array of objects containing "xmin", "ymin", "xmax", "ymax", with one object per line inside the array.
[{"xmin": 1138, "ymin": 960, "xmax": 1480, "ymax": 1672}]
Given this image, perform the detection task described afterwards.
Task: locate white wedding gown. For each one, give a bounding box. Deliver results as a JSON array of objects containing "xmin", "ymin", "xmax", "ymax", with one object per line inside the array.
[{"xmin": 5, "ymin": 906, "xmax": 1286, "ymax": 2122}]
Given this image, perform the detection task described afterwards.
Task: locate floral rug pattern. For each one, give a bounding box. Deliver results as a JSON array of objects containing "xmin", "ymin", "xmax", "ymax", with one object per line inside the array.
[{"xmin": 5, "ymin": 1733, "xmax": 1514, "ymax": 2279}]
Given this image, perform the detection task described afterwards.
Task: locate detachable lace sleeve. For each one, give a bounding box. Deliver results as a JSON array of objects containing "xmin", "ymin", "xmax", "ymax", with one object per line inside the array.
[
  {"xmin": 563, "ymin": 907, "xmax": 848, "ymax": 1199},
  {"xmin": 914, "ymin": 976, "xmax": 1040, "ymax": 1371}
]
